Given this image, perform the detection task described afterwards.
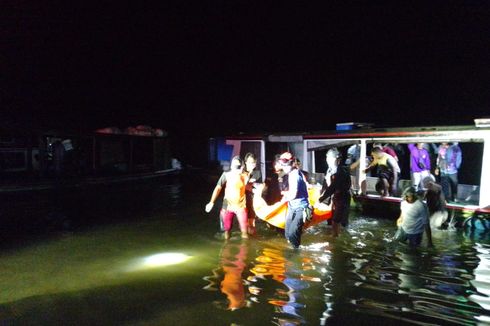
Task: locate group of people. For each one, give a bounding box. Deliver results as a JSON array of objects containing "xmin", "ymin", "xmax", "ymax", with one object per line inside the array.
[
  {"xmin": 348, "ymin": 142, "xmax": 462, "ymax": 202},
  {"xmin": 205, "ymin": 142, "xmax": 461, "ymax": 249},
  {"xmin": 205, "ymin": 153, "xmax": 262, "ymax": 240},
  {"xmin": 385, "ymin": 142, "xmax": 462, "ymax": 248},
  {"xmin": 205, "ymin": 149, "xmax": 352, "ymax": 248}
]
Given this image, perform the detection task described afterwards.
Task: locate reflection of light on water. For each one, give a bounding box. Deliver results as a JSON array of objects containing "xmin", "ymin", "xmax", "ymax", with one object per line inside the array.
[
  {"xmin": 469, "ymin": 244, "xmax": 490, "ymax": 313},
  {"xmin": 126, "ymin": 252, "xmax": 192, "ymax": 272},
  {"xmin": 319, "ymin": 254, "xmax": 330, "ymax": 265},
  {"xmin": 303, "ymin": 242, "xmax": 330, "ymax": 252}
]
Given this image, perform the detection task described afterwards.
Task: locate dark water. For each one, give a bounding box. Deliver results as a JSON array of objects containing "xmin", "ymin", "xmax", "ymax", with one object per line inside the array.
[{"xmin": 1, "ymin": 173, "xmax": 490, "ymax": 325}]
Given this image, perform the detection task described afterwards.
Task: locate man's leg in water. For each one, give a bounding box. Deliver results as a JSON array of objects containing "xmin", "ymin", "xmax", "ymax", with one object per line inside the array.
[
  {"xmin": 285, "ymin": 207, "xmax": 304, "ymax": 248},
  {"xmin": 235, "ymin": 208, "xmax": 249, "ymax": 239},
  {"xmin": 332, "ymin": 200, "xmax": 350, "ymax": 237},
  {"xmin": 219, "ymin": 208, "xmax": 226, "ymax": 232},
  {"xmin": 222, "ymin": 210, "xmax": 235, "ymax": 240}
]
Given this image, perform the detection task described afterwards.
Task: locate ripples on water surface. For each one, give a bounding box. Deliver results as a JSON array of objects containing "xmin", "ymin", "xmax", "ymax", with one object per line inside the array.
[{"xmin": 1, "ymin": 176, "xmax": 490, "ymax": 325}]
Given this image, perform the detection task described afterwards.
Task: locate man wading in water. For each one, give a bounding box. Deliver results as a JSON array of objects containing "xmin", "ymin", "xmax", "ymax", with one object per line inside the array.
[
  {"xmin": 395, "ymin": 186, "xmax": 433, "ymax": 248},
  {"xmin": 205, "ymin": 156, "xmax": 249, "ymax": 240},
  {"xmin": 278, "ymin": 152, "xmax": 311, "ymax": 249},
  {"xmin": 317, "ymin": 148, "xmax": 351, "ymax": 237}
]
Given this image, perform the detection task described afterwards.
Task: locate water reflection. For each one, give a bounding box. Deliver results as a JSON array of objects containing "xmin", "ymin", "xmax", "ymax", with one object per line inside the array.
[
  {"xmin": 220, "ymin": 241, "xmax": 249, "ymax": 311},
  {"xmin": 252, "ymin": 248, "xmax": 307, "ymax": 325},
  {"xmin": 249, "ymin": 241, "xmax": 331, "ymax": 325},
  {"xmin": 3, "ymin": 174, "xmax": 490, "ymax": 325},
  {"xmin": 199, "ymin": 218, "xmax": 490, "ymax": 325},
  {"xmin": 470, "ymin": 243, "xmax": 490, "ymax": 323},
  {"xmin": 203, "ymin": 240, "xmax": 251, "ymax": 312},
  {"xmin": 341, "ymin": 226, "xmax": 489, "ymax": 324}
]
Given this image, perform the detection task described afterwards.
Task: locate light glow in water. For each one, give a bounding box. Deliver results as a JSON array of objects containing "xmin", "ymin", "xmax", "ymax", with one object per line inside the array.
[
  {"xmin": 143, "ymin": 253, "xmax": 191, "ymax": 267},
  {"xmin": 126, "ymin": 252, "xmax": 192, "ymax": 272}
]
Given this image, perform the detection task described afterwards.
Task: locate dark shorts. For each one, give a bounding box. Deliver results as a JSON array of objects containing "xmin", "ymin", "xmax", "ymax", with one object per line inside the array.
[{"xmin": 332, "ymin": 198, "xmax": 350, "ymax": 227}]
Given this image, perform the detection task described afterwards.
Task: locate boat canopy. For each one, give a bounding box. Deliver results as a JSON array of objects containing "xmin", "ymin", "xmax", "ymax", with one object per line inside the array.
[{"xmin": 306, "ymin": 139, "xmax": 361, "ymax": 151}]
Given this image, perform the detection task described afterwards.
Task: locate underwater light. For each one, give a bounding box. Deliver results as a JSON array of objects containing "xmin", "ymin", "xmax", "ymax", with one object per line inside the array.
[
  {"xmin": 143, "ymin": 253, "xmax": 191, "ymax": 267},
  {"xmin": 125, "ymin": 252, "xmax": 192, "ymax": 272}
]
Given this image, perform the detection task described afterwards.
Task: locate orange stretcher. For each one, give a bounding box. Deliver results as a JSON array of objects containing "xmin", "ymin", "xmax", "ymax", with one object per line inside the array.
[{"xmin": 253, "ymin": 185, "xmax": 332, "ymax": 229}]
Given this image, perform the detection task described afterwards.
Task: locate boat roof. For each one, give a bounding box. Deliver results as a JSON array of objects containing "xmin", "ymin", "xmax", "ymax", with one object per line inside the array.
[{"xmin": 221, "ymin": 123, "xmax": 490, "ymax": 142}]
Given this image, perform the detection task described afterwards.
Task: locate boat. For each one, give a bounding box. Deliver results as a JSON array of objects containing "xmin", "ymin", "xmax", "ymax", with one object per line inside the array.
[
  {"xmin": 0, "ymin": 127, "xmax": 181, "ymax": 231},
  {"xmin": 0, "ymin": 127, "xmax": 180, "ymax": 193},
  {"xmin": 208, "ymin": 118, "xmax": 490, "ymax": 226}
]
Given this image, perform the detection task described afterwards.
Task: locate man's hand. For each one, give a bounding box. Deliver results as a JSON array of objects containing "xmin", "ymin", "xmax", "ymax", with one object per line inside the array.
[
  {"xmin": 205, "ymin": 202, "xmax": 214, "ymax": 213},
  {"xmin": 396, "ymin": 217, "xmax": 403, "ymax": 227}
]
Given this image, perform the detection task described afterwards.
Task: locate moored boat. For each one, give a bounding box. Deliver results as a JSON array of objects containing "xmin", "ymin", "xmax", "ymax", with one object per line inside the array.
[
  {"xmin": 0, "ymin": 128, "xmax": 180, "ymax": 192},
  {"xmin": 0, "ymin": 128, "xmax": 181, "ymax": 231}
]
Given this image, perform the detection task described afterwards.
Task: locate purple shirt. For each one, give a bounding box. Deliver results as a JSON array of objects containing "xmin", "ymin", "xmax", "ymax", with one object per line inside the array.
[{"xmin": 408, "ymin": 144, "xmax": 431, "ymax": 173}]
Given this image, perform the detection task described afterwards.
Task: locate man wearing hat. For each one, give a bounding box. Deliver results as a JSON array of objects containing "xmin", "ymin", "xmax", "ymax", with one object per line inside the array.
[
  {"xmin": 318, "ymin": 148, "xmax": 352, "ymax": 237},
  {"xmin": 396, "ymin": 187, "xmax": 433, "ymax": 248},
  {"xmin": 279, "ymin": 152, "xmax": 310, "ymax": 248}
]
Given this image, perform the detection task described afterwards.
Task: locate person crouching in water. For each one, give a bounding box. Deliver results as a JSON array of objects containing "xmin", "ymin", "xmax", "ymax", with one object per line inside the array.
[
  {"xmin": 278, "ymin": 152, "xmax": 311, "ymax": 249},
  {"xmin": 205, "ymin": 156, "xmax": 249, "ymax": 240},
  {"xmin": 395, "ymin": 187, "xmax": 433, "ymax": 248},
  {"xmin": 317, "ymin": 148, "xmax": 351, "ymax": 237},
  {"xmin": 422, "ymin": 176, "xmax": 448, "ymax": 229}
]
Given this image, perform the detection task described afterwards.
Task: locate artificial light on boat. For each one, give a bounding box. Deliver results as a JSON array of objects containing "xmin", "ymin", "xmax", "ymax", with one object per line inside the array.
[{"xmin": 474, "ymin": 118, "xmax": 490, "ymax": 128}]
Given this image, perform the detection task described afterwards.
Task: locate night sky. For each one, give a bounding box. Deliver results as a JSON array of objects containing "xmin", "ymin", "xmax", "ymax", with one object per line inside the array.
[{"xmin": 2, "ymin": 2, "xmax": 490, "ymax": 143}]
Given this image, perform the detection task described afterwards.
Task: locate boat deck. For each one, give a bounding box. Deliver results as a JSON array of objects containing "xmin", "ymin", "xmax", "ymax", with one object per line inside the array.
[{"xmin": 356, "ymin": 193, "xmax": 490, "ymax": 215}]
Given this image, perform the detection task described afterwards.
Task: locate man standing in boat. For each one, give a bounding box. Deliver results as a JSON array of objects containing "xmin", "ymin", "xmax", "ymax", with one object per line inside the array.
[
  {"xmin": 345, "ymin": 144, "xmax": 361, "ymax": 195},
  {"xmin": 318, "ymin": 148, "xmax": 351, "ymax": 237},
  {"xmin": 278, "ymin": 152, "xmax": 311, "ymax": 249},
  {"xmin": 434, "ymin": 142, "xmax": 462, "ymax": 202},
  {"xmin": 408, "ymin": 143, "xmax": 431, "ymax": 191},
  {"xmin": 363, "ymin": 146, "xmax": 400, "ymax": 196}
]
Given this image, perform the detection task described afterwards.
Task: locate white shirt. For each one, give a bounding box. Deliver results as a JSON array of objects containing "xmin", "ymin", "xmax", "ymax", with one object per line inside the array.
[{"xmin": 400, "ymin": 199, "xmax": 429, "ymax": 234}]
